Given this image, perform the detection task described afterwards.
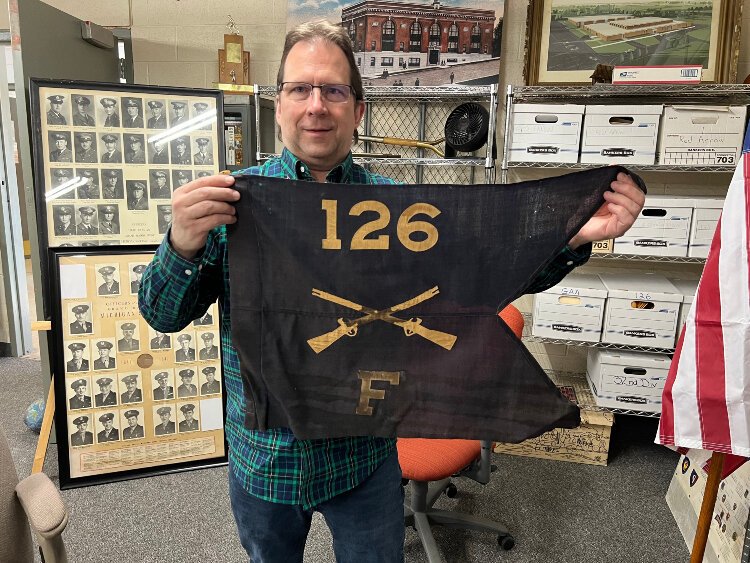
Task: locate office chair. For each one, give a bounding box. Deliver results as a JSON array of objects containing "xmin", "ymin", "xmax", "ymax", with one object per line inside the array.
[
  {"xmin": 0, "ymin": 426, "xmax": 69, "ymax": 563},
  {"xmin": 398, "ymin": 304, "xmax": 524, "ymax": 562}
]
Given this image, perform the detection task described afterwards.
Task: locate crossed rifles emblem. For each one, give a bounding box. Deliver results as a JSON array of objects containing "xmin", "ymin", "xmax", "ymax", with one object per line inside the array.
[{"xmin": 307, "ymin": 286, "xmax": 457, "ymax": 354}]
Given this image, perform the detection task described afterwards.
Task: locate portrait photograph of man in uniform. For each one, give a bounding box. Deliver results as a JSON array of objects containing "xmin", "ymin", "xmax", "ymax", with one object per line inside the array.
[
  {"xmin": 69, "ymin": 303, "xmax": 93, "ymax": 334},
  {"xmin": 98, "ymin": 205, "xmax": 120, "ymax": 235},
  {"xmin": 68, "ymin": 377, "xmax": 91, "ymax": 410},
  {"xmin": 49, "ymin": 131, "xmax": 72, "ymax": 162},
  {"xmin": 47, "ymin": 94, "xmax": 67, "ymax": 125},
  {"xmin": 70, "ymin": 415, "xmax": 93, "ymax": 447},
  {"xmin": 72, "ymin": 95, "xmax": 96, "ymax": 126},
  {"xmin": 120, "ymin": 373, "xmax": 143, "ymax": 404},
  {"xmin": 99, "ymin": 97, "xmax": 120, "ymax": 127},
  {"xmin": 138, "ymin": 20, "xmax": 647, "ymax": 563}
]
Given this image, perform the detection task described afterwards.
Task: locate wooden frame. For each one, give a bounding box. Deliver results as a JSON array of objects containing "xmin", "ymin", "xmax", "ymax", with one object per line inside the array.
[
  {"xmin": 524, "ymin": 0, "xmax": 743, "ymax": 85},
  {"xmin": 50, "ymin": 248, "xmax": 227, "ymax": 488}
]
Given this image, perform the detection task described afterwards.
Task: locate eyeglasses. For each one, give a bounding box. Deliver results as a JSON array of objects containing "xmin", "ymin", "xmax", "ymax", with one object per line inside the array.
[{"xmin": 279, "ymin": 82, "xmax": 354, "ymax": 103}]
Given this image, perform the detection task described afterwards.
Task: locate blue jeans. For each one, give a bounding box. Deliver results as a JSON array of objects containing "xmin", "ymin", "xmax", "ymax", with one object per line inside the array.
[{"xmin": 228, "ymin": 450, "xmax": 405, "ymax": 563}]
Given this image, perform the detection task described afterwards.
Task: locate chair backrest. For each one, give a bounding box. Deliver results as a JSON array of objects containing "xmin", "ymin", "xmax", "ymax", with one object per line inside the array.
[{"xmin": 0, "ymin": 427, "xmax": 34, "ymax": 563}]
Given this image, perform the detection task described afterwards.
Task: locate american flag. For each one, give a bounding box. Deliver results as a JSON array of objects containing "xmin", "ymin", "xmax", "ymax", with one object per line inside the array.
[{"xmin": 658, "ymin": 147, "xmax": 750, "ymax": 475}]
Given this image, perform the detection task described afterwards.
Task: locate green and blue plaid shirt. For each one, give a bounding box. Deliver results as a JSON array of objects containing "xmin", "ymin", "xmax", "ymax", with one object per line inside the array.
[{"xmin": 139, "ymin": 148, "xmax": 591, "ymax": 508}]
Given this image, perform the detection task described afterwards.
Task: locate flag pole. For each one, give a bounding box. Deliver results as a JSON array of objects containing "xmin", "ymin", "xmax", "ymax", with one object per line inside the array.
[{"xmin": 690, "ymin": 451, "xmax": 726, "ymax": 563}]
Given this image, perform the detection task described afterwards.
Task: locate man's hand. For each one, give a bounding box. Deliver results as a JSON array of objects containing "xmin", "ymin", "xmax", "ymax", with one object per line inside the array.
[
  {"xmin": 170, "ymin": 174, "xmax": 239, "ymax": 259},
  {"xmin": 568, "ymin": 171, "xmax": 645, "ymax": 250}
]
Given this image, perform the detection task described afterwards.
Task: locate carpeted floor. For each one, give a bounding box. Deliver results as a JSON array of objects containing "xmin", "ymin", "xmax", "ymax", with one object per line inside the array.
[{"xmin": 2, "ymin": 355, "xmax": 687, "ymax": 562}]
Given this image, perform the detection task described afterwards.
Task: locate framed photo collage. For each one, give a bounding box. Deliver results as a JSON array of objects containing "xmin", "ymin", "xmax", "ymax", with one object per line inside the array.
[{"xmin": 30, "ymin": 80, "xmax": 228, "ymax": 487}]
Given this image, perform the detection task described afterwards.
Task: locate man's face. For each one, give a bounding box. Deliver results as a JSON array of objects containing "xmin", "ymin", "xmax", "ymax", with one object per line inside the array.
[
  {"xmin": 72, "ymin": 349, "xmax": 83, "ymax": 360},
  {"xmin": 126, "ymin": 380, "xmax": 137, "ymax": 392},
  {"xmin": 160, "ymin": 412, "xmax": 170, "ymax": 424},
  {"xmin": 102, "ymin": 272, "xmax": 113, "ymax": 283},
  {"xmin": 75, "ymin": 385, "xmax": 86, "ymax": 397},
  {"xmin": 77, "ymin": 103, "xmax": 87, "ymax": 114},
  {"xmin": 158, "ymin": 378, "xmax": 167, "ymax": 389},
  {"xmin": 174, "ymin": 106, "xmax": 185, "ymax": 118},
  {"xmin": 103, "ymin": 419, "xmax": 113, "ymax": 431},
  {"xmin": 180, "ymin": 340, "xmax": 190, "ymax": 351},
  {"xmin": 184, "ymin": 411, "xmax": 194, "ymax": 422},
  {"xmin": 127, "ymin": 106, "xmax": 138, "ymax": 117},
  {"xmin": 81, "ymin": 139, "xmax": 92, "ymax": 150},
  {"xmin": 104, "ymin": 212, "xmax": 115, "ymax": 222},
  {"xmin": 77, "ymin": 422, "xmax": 87, "ymax": 433},
  {"xmin": 104, "ymin": 104, "xmax": 115, "ymax": 115},
  {"xmin": 163, "ymin": 212, "xmax": 173, "ymax": 223},
  {"xmin": 276, "ymin": 40, "xmax": 364, "ymax": 173},
  {"xmin": 107, "ymin": 176, "xmax": 118, "ymax": 186},
  {"xmin": 133, "ymin": 187, "xmax": 144, "ymax": 199},
  {"xmin": 80, "ymin": 213, "xmax": 93, "ymax": 225},
  {"xmin": 85, "ymin": 177, "xmax": 94, "ymax": 187},
  {"xmin": 130, "ymin": 141, "xmax": 141, "ymax": 152},
  {"xmin": 100, "ymin": 383, "xmax": 111, "ymax": 394},
  {"xmin": 206, "ymin": 372, "xmax": 215, "ymax": 383},
  {"xmin": 75, "ymin": 311, "xmax": 86, "ymax": 322},
  {"xmin": 127, "ymin": 415, "xmax": 138, "ymax": 428},
  {"xmin": 157, "ymin": 177, "xmax": 167, "ymax": 187},
  {"xmin": 99, "ymin": 348, "xmax": 110, "ymax": 359},
  {"xmin": 51, "ymin": 102, "xmax": 62, "ymax": 112},
  {"xmin": 105, "ymin": 140, "xmax": 116, "ymax": 151},
  {"xmin": 122, "ymin": 329, "xmax": 134, "ymax": 340},
  {"xmin": 203, "ymin": 337, "xmax": 214, "ymax": 349},
  {"xmin": 55, "ymin": 139, "xmax": 67, "ymax": 150},
  {"xmin": 152, "ymin": 106, "xmax": 163, "ymax": 117},
  {"xmin": 176, "ymin": 143, "xmax": 186, "ymax": 155}
]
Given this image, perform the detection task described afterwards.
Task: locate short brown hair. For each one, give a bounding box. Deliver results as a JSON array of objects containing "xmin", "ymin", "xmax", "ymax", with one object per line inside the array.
[{"xmin": 276, "ymin": 20, "xmax": 364, "ymax": 102}]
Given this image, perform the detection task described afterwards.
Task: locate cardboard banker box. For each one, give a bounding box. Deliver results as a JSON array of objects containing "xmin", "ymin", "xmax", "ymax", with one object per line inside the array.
[{"xmin": 509, "ymin": 103, "xmax": 585, "ymax": 163}]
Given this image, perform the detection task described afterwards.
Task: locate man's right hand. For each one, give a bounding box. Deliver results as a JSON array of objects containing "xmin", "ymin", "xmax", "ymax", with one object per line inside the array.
[{"xmin": 170, "ymin": 174, "xmax": 239, "ymax": 259}]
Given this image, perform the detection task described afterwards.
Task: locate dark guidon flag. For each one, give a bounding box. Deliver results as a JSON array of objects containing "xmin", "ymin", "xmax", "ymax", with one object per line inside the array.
[{"xmin": 227, "ymin": 166, "xmax": 627, "ymax": 441}]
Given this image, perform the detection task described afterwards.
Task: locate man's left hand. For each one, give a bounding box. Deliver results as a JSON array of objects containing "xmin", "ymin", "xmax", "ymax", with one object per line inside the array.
[{"xmin": 568, "ymin": 172, "xmax": 645, "ymax": 250}]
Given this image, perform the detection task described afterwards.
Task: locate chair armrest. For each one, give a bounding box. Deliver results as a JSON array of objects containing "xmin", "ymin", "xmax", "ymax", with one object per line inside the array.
[{"xmin": 15, "ymin": 473, "xmax": 68, "ymax": 539}]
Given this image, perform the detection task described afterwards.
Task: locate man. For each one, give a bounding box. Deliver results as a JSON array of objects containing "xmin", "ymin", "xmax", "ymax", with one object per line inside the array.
[
  {"xmin": 125, "ymin": 135, "xmax": 146, "ymax": 164},
  {"xmin": 93, "ymin": 340, "xmax": 116, "ymax": 370},
  {"xmin": 95, "ymin": 377, "xmax": 117, "ymax": 407},
  {"xmin": 99, "ymin": 205, "xmax": 120, "ymax": 235},
  {"xmin": 178, "ymin": 404, "xmax": 200, "ymax": 432},
  {"xmin": 69, "ymin": 303, "xmax": 92, "ymax": 334},
  {"xmin": 155, "ymin": 406, "xmax": 175, "ymax": 435},
  {"xmin": 150, "ymin": 330, "xmax": 171, "ymax": 349},
  {"xmin": 77, "ymin": 170, "xmax": 100, "ymax": 199},
  {"xmin": 175, "ymin": 333, "xmax": 195, "ymax": 362},
  {"xmin": 54, "ymin": 206, "xmax": 75, "ymax": 236},
  {"xmin": 153, "ymin": 372, "xmax": 174, "ymax": 401},
  {"xmin": 171, "ymin": 137, "xmax": 191, "ymax": 165},
  {"xmin": 123, "ymin": 410, "xmax": 145, "ymax": 439},
  {"xmin": 193, "ymin": 137, "xmax": 213, "ymax": 165},
  {"xmin": 157, "ymin": 205, "xmax": 173, "ymax": 234},
  {"xmin": 100, "ymin": 134, "xmax": 122, "ymax": 163},
  {"xmin": 72, "ymin": 96, "xmax": 96, "ymax": 126},
  {"xmin": 127, "ymin": 181, "xmax": 149, "ymax": 210},
  {"xmin": 147, "ymin": 100, "xmax": 167, "ymax": 129},
  {"xmin": 194, "ymin": 101, "xmax": 213, "ymax": 130},
  {"xmin": 149, "ymin": 141, "xmax": 169, "ymax": 164},
  {"xmin": 118, "ymin": 322, "xmax": 140, "ymax": 352},
  {"xmin": 121, "ymin": 374, "xmax": 142, "ymax": 404},
  {"xmin": 139, "ymin": 21, "xmax": 646, "ymax": 561},
  {"xmin": 70, "ymin": 415, "xmax": 93, "ymax": 446},
  {"xmin": 177, "ymin": 369, "xmax": 197, "ymax": 398},
  {"xmin": 123, "ymin": 98, "xmax": 144, "ymax": 128},
  {"xmin": 47, "ymin": 94, "xmax": 67, "ymax": 125},
  {"xmin": 69, "ymin": 378, "xmax": 91, "ymax": 409},
  {"xmin": 100, "ymin": 97, "xmax": 120, "ymax": 127},
  {"xmin": 97, "ymin": 412, "xmax": 119, "ymax": 443},
  {"xmin": 49, "ymin": 133, "xmax": 72, "ymax": 162},
  {"xmin": 102, "ymin": 170, "xmax": 124, "ymax": 199},
  {"xmin": 200, "ymin": 366, "xmax": 220, "ymax": 395},
  {"xmin": 76, "ymin": 206, "xmax": 98, "ymax": 235},
  {"xmin": 131, "ymin": 264, "xmax": 146, "ymax": 293},
  {"xmin": 75, "ymin": 132, "xmax": 97, "ymax": 163},
  {"xmin": 199, "ymin": 332, "xmax": 219, "ymax": 360},
  {"xmin": 173, "ymin": 170, "xmax": 192, "ymax": 188},
  {"xmin": 170, "ymin": 101, "xmax": 188, "ymax": 126},
  {"xmin": 150, "ymin": 170, "xmax": 171, "ymax": 199},
  {"xmin": 192, "ymin": 310, "xmax": 213, "ymax": 326},
  {"xmin": 98, "ymin": 266, "xmax": 119, "ymax": 295},
  {"xmin": 66, "ymin": 342, "xmax": 88, "ymax": 372}
]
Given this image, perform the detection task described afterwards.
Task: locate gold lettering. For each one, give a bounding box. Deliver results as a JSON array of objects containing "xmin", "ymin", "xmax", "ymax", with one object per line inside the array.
[
  {"xmin": 350, "ymin": 200, "xmax": 390, "ymax": 250},
  {"xmin": 321, "ymin": 199, "xmax": 342, "ymax": 249},
  {"xmin": 397, "ymin": 203, "xmax": 440, "ymax": 252},
  {"xmin": 356, "ymin": 370, "xmax": 401, "ymax": 415}
]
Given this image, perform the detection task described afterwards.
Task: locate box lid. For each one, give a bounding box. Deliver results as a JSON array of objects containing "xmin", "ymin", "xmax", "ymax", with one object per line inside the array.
[
  {"xmin": 588, "ymin": 347, "xmax": 672, "ymax": 369},
  {"xmin": 692, "ymin": 197, "xmax": 724, "ymax": 210},
  {"xmin": 642, "ymin": 195, "xmax": 694, "ymax": 208},
  {"xmin": 514, "ymin": 103, "xmax": 585, "ymax": 114},
  {"xmin": 598, "ymin": 272, "xmax": 681, "ymax": 302},
  {"xmin": 585, "ymin": 104, "xmax": 663, "ymax": 115},
  {"xmin": 542, "ymin": 273, "xmax": 608, "ymax": 298}
]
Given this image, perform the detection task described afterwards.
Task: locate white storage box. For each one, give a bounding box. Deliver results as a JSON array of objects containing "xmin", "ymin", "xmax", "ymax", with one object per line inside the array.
[
  {"xmin": 532, "ymin": 273, "xmax": 607, "ymax": 342},
  {"xmin": 580, "ymin": 104, "xmax": 663, "ymax": 165},
  {"xmin": 509, "ymin": 103, "xmax": 585, "ymax": 163},
  {"xmin": 615, "ymin": 195, "xmax": 693, "ymax": 256},
  {"xmin": 599, "ymin": 272, "xmax": 681, "ymax": 348},
  {"xmin": 586, "ymin": 348, "xmax": 671, "ymax": 413},
  {"xmin": 659, "ymin": 105, "xmax": 748, "ymax": 167},
  {"xmin": 669, "ymin": 278, "xmax": 699, "ymax": 336},
  {"xmin": 688, "ymin": 197, "xmax": 723, "ymax": 258}
]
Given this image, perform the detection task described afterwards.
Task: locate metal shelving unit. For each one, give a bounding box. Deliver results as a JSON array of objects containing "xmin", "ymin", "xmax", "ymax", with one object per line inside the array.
[
  {"xmin": 253, "ymin": 84, "xmax": 500, "ymax": 184},
  {"xmin": 589, "ymin": 253, "xmax": 706, "ymax": 264},
  {"xmin": 526, "ymin": 335, "xmax": 674, "ymax": 355}
]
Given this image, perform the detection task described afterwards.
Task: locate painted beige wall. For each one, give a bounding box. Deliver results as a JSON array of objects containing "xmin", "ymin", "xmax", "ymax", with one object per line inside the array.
[{"xmin": 35, "ymin": 0, "xmax": 287, "ymax": 89}]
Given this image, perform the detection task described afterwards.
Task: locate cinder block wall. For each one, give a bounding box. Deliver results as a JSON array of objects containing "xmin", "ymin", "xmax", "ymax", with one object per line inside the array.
[{"xmin": 39, "ymin": 0, "xmax": 288, "ymax": 88}]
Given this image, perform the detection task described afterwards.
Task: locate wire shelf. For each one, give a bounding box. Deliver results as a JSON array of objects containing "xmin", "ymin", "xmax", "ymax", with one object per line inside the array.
[
  {"xmin": 525, "ymin": 335, "xmax": 674, "ymax": 355},
  {"xmin": 254, "ymin": 84, "xmax": 496, "ymax": 102},
  {"xmin": 590, "ymin": 253, "xmax": 706, "ymax": 264},
  {"xmin": 507, "ymin": 161, "xmax": 736, "ymax": 173},
  {"xmin": 511, "ymin": 84, "xmax": 750, "ymax": 105}
]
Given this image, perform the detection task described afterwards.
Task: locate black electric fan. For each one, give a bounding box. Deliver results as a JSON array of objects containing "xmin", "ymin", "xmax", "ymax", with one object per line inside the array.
[{"xmin": 444, "ymin": 102, "xmax": 491, "ymax": 158}]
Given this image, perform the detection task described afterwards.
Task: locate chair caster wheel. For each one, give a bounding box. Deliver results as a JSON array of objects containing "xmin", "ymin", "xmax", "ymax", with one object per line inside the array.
[
  {"xmin": 498, "ymin": 534, "xmax": 515, "ymax": 550},
  {"xmin": 445, "ymin": 482, "xmax": 458, "ymax": 498}
]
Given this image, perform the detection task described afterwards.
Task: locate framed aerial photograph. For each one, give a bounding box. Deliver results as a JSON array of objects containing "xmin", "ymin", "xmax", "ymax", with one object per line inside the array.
[
  {"xmin": 50, "ymin": 248, "xmax": 226, "ymax": 488},
  {"xmin": 525, "ymin": 0, "xmax": 742, "ymax": 85},
  {"xmin": 30, "ymin": 78, "xmax": 224, "ymax": 249}
]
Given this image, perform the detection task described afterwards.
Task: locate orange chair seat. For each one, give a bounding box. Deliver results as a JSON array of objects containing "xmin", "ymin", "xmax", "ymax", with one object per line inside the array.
[{"xmin": 397, "ymin": 438, "xmax": 481, "ymax": 482}]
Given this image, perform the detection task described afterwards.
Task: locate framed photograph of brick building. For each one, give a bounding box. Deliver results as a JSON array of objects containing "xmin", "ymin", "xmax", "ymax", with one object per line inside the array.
[{"xmin": 525, "ymin": 0, "xmax": 742, "ymax": 85}]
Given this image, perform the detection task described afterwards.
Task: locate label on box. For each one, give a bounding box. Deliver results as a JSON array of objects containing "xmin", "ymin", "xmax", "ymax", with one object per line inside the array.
[
  {"xmin": 612, "ymin": 65, "xmax": 702, "ymax": 84},
  {"xmin": 592, "ymin": 239, "xmax": 614, "ymax": 253}
]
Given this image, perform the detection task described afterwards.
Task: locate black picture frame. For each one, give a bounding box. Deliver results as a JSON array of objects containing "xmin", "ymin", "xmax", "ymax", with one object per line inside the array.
[{"xmin": 49, "ymin": 247, "xmax": 227, "ymax": 489}]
